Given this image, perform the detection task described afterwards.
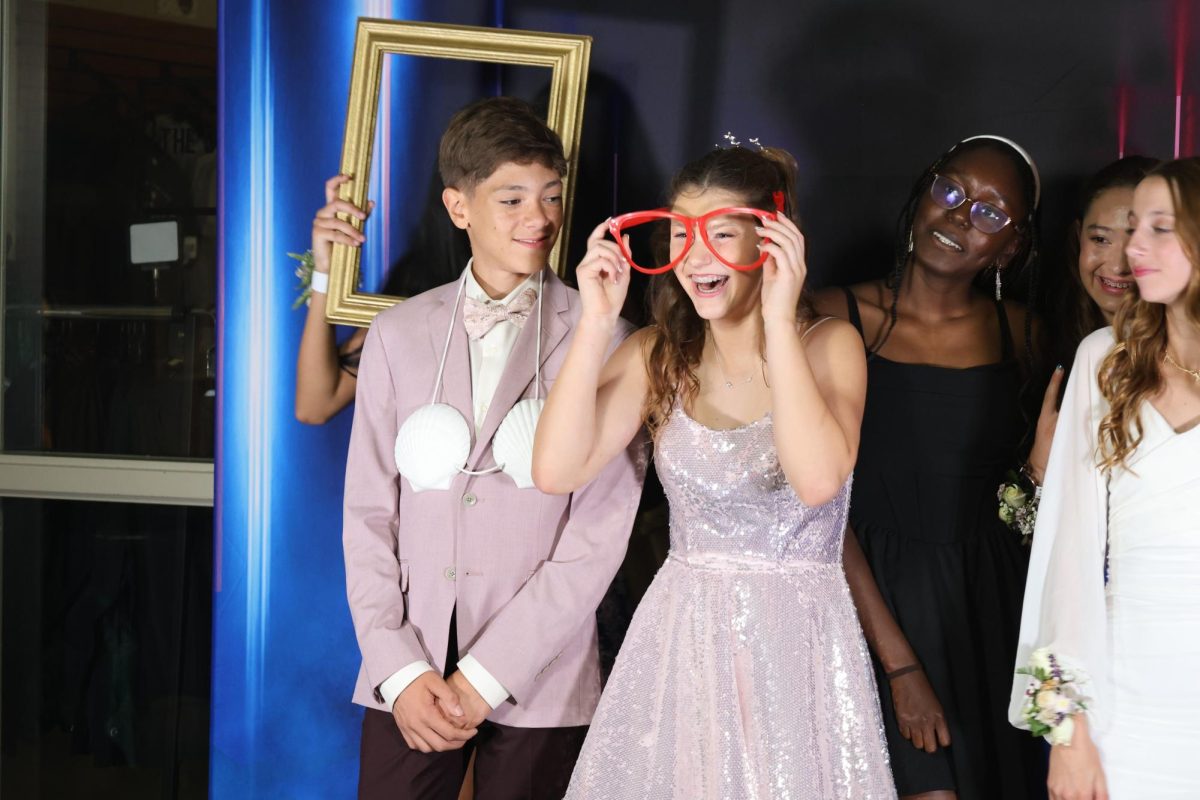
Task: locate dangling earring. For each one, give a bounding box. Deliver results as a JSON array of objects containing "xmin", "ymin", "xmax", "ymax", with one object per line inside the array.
[
  {"xmin": 994, "ymin": 266, "xmax": 1003, "ymax": 302},
  {"xmin": 906, "ymin": 229, "xmax": 914, "ymax": 254}
]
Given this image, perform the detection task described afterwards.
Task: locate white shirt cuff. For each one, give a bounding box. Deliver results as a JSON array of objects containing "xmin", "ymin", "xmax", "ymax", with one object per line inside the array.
[
  {"xmin": 378, "ymin": 661, "xmax": 436, "ymax": 710},
  {"xmin": 457, "ymin": 654, "xmax": 510, "ymax": 709}
]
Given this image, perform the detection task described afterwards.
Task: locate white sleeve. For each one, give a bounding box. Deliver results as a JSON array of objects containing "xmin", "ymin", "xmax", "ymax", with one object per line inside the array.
[
  {"xmin": 1010, "ymin": 328, "xmax": 1114, "ymax": 734},
  {"xmin": 378, "ymin": 661, "xmax": 436, "ymax": 711},
  {"xmin": 456, "ymin": 654, "xmax": 511, "ymax": 710}
]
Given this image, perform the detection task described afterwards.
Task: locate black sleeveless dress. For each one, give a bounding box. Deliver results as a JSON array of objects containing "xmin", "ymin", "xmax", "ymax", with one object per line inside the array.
[{"xmin": 843, "ymin": 289, "xmax": 1045, "ymax": 798}]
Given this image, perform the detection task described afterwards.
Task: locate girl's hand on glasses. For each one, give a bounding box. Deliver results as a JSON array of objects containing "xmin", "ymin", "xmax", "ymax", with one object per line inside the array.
[
  {"xmin": 574, "ymin": 219, "xmax": 631, "ymax": 325},
  {"xmin": 758, "ymin": 214, "xmax": 808, "ymax": 326}
]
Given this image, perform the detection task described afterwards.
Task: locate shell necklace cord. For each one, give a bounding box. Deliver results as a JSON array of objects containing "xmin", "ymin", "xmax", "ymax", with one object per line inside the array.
[{"xmin": 393, "ymin": 262, "xmax": 545, "ymax": 492}]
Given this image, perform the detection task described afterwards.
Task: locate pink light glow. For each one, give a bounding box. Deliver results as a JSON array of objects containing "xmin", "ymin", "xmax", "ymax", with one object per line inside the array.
[
  {"xmin": 1186, "ymin": 94, "xmax": 1196, "ymax": 157},
  {"xmin": 1176, "ymin": 0, "xmax": 1189, "ymax": 96},
  {"xmin": 1174, "ymin": 0, "xmax": 1191, "ymax": 157},
  {"xmin": 1117, "ymin": 84, "xmax": 1129, "ymax": 159}
]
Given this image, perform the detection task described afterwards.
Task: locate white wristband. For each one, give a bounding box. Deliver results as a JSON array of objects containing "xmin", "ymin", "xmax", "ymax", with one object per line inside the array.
[{"xmin": 310, "ymin": 270, "xmax": 330, "ymax": 294}]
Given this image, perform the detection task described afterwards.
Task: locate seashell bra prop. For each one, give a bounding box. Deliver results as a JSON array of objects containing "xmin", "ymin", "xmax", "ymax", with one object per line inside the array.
[{"xmin": 393, "ymin": 266, "xmax": 545, "ymax": 492}]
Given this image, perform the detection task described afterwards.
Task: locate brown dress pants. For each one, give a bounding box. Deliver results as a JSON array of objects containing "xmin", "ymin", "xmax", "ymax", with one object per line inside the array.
[{"xmin": 357, "ymin": 610, "xmax": 587, "ymax": 800}]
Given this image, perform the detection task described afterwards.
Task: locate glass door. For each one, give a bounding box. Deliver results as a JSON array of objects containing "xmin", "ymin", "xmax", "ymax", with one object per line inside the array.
[{"xmin": 1, "ymin": 2, "xmax": 216, "ymax": 797}]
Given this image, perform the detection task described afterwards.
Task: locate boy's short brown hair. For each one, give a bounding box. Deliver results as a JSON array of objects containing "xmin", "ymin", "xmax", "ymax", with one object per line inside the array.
[{"xmin": 438, "ymin": 97, "xmax": 568, "ymax": 191}]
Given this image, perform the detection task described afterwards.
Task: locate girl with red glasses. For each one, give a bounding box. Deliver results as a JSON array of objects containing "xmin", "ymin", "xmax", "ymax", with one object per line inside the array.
[{"xmin": 533, "ymin": 144, "xmax": 895, "ymax": 797}]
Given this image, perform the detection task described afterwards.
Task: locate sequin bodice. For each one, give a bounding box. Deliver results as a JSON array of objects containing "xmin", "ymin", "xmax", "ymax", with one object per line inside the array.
[{"xmin": 655, "ymin": 406, "xmax": 851, "ymax": 565}]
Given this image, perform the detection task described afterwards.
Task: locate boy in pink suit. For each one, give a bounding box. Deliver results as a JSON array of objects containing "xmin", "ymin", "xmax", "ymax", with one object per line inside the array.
[{"xmin": 341, "ymin": 97, "xmax": 645, "ymax": 799}]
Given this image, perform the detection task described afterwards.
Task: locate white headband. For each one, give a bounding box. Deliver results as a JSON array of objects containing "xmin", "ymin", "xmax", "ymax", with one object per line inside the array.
[{"xmin": 959, "ymin": 134, "xmax": 1041, "ymax": 208}]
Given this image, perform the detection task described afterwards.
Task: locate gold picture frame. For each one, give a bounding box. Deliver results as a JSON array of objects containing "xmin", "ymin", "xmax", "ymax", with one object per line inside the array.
[{"xmin": 325, "ymin": 19, "xmax": 592, "ymax": 327}]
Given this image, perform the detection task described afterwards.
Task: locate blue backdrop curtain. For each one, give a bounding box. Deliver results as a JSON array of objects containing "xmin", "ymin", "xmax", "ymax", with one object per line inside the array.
[{"xmin": 214, "ymin": 1, "xmax": 416, "ymax": 796}]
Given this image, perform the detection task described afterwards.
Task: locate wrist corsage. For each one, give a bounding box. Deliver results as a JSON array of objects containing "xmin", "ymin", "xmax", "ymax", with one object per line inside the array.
[
  {"xmin": 1016, "ymin": 648, "xmax": 1090, "ymax": 745},
  {"xmin": 289, "ymin": 249, "xmax": 317, "ymax": 309},
  {"xmin": 997, "ymin": 464, "xmax": 1041, "ymax": 544}
]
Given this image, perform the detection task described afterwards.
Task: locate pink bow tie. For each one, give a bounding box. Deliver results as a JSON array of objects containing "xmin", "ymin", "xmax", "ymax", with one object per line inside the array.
[{"xmin": 463, "ymin": 288, "xmax": 538, "ymax": 340}]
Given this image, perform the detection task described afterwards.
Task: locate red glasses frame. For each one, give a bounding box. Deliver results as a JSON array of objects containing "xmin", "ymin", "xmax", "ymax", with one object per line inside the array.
[{"xmin": 608, "ymin": 191, "xmax": 786, "ymax": 275}]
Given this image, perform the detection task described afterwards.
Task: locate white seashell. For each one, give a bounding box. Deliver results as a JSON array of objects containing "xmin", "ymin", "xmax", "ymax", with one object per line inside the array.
[
  {"xmin": 394, "ymin": 403, "xmax": 471, "ymax": 492},
  {"xmin": 493, "ymin": 397, "xmax": 543, "ymax": 489}
]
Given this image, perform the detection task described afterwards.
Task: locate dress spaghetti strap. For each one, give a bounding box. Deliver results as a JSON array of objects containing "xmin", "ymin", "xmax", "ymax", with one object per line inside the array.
[
  {"xmin": 994, "ymin": 300, "xmax": 1015, "ymax": 361},
  {"xmin": 800, "ymin": 315, "xmax": 836, "ymax": 342},
  {"xmin": 840, "ymin": 287, "xmax": 865, "ymax": 338}
]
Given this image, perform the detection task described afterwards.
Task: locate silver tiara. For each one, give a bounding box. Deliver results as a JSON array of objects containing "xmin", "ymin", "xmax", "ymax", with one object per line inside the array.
[{"xmin": 715, "ymin": 131, "xmax": 766, "ymax": 150}]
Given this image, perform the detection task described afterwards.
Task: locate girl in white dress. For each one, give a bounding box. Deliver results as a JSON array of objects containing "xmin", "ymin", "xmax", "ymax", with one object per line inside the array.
[{"xmin": 1011, "ymin": 157, "xmax": 1200, "ymax": 800}]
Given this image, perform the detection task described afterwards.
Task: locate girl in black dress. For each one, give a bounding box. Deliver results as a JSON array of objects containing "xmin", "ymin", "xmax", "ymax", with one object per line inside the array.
[{"xmin": 814, "ymin": 136, "xmax": 1046, "ymax": 800}]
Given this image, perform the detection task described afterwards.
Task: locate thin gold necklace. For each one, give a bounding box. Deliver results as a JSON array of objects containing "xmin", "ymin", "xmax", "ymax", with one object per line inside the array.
[{"xmin": 1164, "ymin": 350, "xmax": 1200, "ymax": 384}]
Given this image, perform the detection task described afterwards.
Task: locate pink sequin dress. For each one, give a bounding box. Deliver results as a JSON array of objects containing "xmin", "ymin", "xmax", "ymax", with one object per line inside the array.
[{"xmin": 565, "ymin": 406, "xmax": 895, "ymax": 799}]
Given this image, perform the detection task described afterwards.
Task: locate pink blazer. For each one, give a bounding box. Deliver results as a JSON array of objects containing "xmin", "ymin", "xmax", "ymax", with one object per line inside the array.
[{"xmin": 343, "ymin": 270, "xmax": 646, "ymax": 728}]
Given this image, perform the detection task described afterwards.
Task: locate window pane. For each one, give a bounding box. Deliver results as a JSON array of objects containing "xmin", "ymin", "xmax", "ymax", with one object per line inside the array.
[
  {"xmin": 0, "ymin": 498, "xmax": 211, "ymax": 799},
  {"xmin": 2, "ymin": 1, "xmax": 217, "ymax": 459}
]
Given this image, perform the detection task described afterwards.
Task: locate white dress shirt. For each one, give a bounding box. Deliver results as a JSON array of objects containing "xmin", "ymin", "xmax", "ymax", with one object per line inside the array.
[{"xmin": 378, "ymin": 267, "xmax": 540, "ymax": 713}]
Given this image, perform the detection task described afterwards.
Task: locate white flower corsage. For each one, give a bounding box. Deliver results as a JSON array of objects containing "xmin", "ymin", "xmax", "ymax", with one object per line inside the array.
[
  {"xmin": 997, "ymin": 467, "xmax": 1041, "ymax": 544},
  {"xmin": 1016, "ymin": 648, "xmax": 1090, "ymax": 745}
]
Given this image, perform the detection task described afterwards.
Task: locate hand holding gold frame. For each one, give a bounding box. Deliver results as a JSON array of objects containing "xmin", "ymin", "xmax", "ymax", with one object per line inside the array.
[{"xmin": 326, "ymin": 19, "xmax": 591, "ymax": 327}]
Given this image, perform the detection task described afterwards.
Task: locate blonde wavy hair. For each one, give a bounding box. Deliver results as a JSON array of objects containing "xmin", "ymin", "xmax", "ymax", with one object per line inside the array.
[
  {"xmin": 1097, "ymin": 158, "xmax": 1200, "ymax": 472},
  {"xmin": 641, "ymin": 146, "xmax": 812, "ymax": 438}
]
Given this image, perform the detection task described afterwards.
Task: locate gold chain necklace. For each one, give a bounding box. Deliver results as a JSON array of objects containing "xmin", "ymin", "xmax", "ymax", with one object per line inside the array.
[{"xmin": 1164, "ymin": 351, "xmax": 1200, "ymax": 384}]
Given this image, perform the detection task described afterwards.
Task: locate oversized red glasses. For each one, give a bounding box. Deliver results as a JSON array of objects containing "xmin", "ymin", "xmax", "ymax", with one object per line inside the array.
[{"xmin": 608, "ymin": 191, "xmax": 786, "ymax": 275}]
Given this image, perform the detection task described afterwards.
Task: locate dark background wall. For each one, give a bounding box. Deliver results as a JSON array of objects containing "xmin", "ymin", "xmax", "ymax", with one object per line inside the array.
[
  {"xmin": 420, "ymin": 0, "xmax": 1195, "ymax": 300},
  {"xmin": 215, "ymin": 2, "xmax": 1197, "ymax": 798}
]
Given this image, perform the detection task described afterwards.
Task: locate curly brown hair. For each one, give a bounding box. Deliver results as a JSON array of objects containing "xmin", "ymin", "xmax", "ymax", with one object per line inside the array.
[
  {"xmin": 1097, "ymin": 157, "xmax": 1200, "ymax": 472},
  {"xmin": 641, "ymin": 146, "xmax": 812, "ymax": 437}
]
